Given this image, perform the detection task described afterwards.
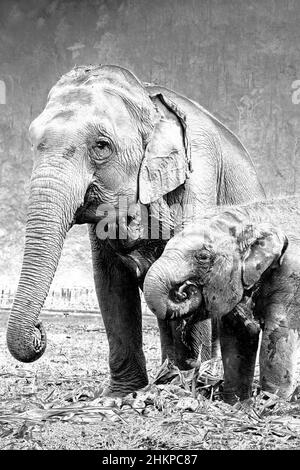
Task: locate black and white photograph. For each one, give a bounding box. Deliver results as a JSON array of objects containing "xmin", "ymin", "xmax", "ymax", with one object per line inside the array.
[{"xmin": 0, "ymin": 0, "xmax": 300, "ymax": 453}]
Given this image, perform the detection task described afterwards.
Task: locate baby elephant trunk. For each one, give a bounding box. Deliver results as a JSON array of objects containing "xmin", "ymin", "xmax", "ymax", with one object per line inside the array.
[{"xmin": 143, "ymin": 255, "xmax": 202, "ymax": 320}]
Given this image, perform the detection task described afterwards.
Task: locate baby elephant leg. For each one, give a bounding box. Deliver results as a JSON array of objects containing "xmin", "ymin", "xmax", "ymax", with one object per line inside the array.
[
  {"xmin": 259, "ymin": 255, "xmax": 300, "ymax": 400},
  {"xmin": 219, "ymin": 300, "xmax": 261, "ymax": 404},
  {"xmin": 260, "ymin": 315, "xmax": 300, "ymax": 399}
]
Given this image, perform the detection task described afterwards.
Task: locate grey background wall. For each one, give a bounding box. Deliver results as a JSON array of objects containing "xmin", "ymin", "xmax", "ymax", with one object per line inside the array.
[{"xmin": 0, "ymin": 0, "xmax": 300, "ymax": 286}]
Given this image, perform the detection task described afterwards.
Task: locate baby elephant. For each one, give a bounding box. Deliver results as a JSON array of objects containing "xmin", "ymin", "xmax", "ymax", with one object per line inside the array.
[{"xmin": 143, "ymin": 204, "xmax": 300, "ymax": 403}]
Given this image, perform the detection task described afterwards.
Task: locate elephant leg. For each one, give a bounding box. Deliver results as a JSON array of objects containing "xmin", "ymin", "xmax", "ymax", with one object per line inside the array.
[
  {"xmin": 211, "ymin": 318, "xmax": 221, "ymax": 360},
  {"xmin": 259, "ymin": 314, "xmax": 300, "ymax": 399},
  {"xmin": 219, "ymin": 311, "xmax": 260, "ymax": 404},
  {"xmin": 172, "ymin": 318, "xmax": 214, "ymax": 369},
  {"xmin": 157, "ymin": 319, "xmax": 176, "ymax": 364},
  {"xmin": 258, "ymin": 257, "xmax": 300, "ymax": 399},
  {"xmin": 89, "ymin": 227, "xmax": 148, "ymax": 397},
  {"xmin": 157, "ymin": 318, "xmax": 214, "ymax": 370}
]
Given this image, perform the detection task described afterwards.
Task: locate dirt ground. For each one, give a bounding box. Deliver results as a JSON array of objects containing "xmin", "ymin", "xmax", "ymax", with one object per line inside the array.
[{"xmin": 1, "ymin": 310, "xmax": 300, "ymax": 450}]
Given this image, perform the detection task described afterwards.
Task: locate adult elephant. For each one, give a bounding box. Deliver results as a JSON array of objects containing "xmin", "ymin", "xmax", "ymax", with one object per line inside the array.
[{"xmin": 7, "ymin": 65, "xmax": 264, "ymax": 396}]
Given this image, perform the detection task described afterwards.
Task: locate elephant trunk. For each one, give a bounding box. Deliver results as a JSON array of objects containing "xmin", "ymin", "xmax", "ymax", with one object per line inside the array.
[
  {"xmin": 7, "ymin": 162, "xmax": 83, "ymax": 362},
  {"xmin": 143, "ymin": 254, "xmax": 202, "ymax": 320}
]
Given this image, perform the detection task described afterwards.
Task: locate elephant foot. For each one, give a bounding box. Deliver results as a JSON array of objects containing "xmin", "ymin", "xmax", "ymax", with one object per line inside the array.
[
  {"xmin": 222, "ymin": 385, "xmax": 252, "ymax": 405},
  {"xmin": 101, "ymin": 376, "xmax": 149, "ymax": 398},
  {"xmin": 173, "ymin": 356, "xmax": 198, "ymax": 371},
  {"xmin": 222, "ymin": 391, "xmax": 238, "ymax": 405}
]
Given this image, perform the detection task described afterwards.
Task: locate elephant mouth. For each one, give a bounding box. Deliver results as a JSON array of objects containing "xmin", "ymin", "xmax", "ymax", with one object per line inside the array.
[
  {"xmin": 166, "ymin": 280, "xmax": 205, "ymax": 320},
  {"xmin": 74, "ymin": 200, "xmax": 100, "ymax": 224},
  {"xmin": 74, "ymin": 183, "xmax": 107, "ymax": 224},
  {"xmin": 74, "ymin": 189, "xmax": 146, "ymax": 244},
  {"xmin": 170, "ymin": 281, "xmax": 200, "ymax": 302}
]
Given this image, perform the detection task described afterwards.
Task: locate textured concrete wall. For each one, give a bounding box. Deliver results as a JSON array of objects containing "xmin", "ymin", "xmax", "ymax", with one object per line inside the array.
[{"xmin": 0, "ymin": 0, "xmax": 300, "ymax": 284}]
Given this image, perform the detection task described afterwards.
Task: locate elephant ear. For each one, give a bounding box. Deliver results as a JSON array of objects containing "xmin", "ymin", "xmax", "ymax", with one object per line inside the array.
[
  {"xmin": 240, "ymin": 223, "xmax": 288, "ymax": 289},
  {"xmin": 139, "ymin": 93, "xmax": 191, "ymax": 205},
  {"xmin": 202, "ymin": 252, "xmax": 244, "ymax": 318}
]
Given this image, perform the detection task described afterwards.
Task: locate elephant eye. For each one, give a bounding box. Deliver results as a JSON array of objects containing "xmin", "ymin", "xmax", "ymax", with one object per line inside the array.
[
  {"xmin": 197, "ymin": 251, "xmax": 210, "ymax": 261},
  {"xmin": 93, "ymin": 139, "xmax": 112, "ymax": 160},
  {"xmin": 195, "ymin": 249, "xmax": 213, "ymax": 269}
]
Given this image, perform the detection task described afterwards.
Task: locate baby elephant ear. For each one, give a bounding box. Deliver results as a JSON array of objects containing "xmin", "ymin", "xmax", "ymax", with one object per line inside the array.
[
  {"xmin": 241, "ymin": 223, "xmax": 288, "ymax": 289},
  {"xmin": 139, "ymin": 93, "xmax": 191, "ymax": 205}
]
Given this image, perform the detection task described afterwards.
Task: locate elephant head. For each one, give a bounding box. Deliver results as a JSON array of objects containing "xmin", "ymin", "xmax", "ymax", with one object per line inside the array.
[
  {"xmin": 143, "ymin": 218, "xmax": 288, "ymax": 321},
  {"xmin": 7, "ymin": 65, "xmax": 192, "ymax": 362}
]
